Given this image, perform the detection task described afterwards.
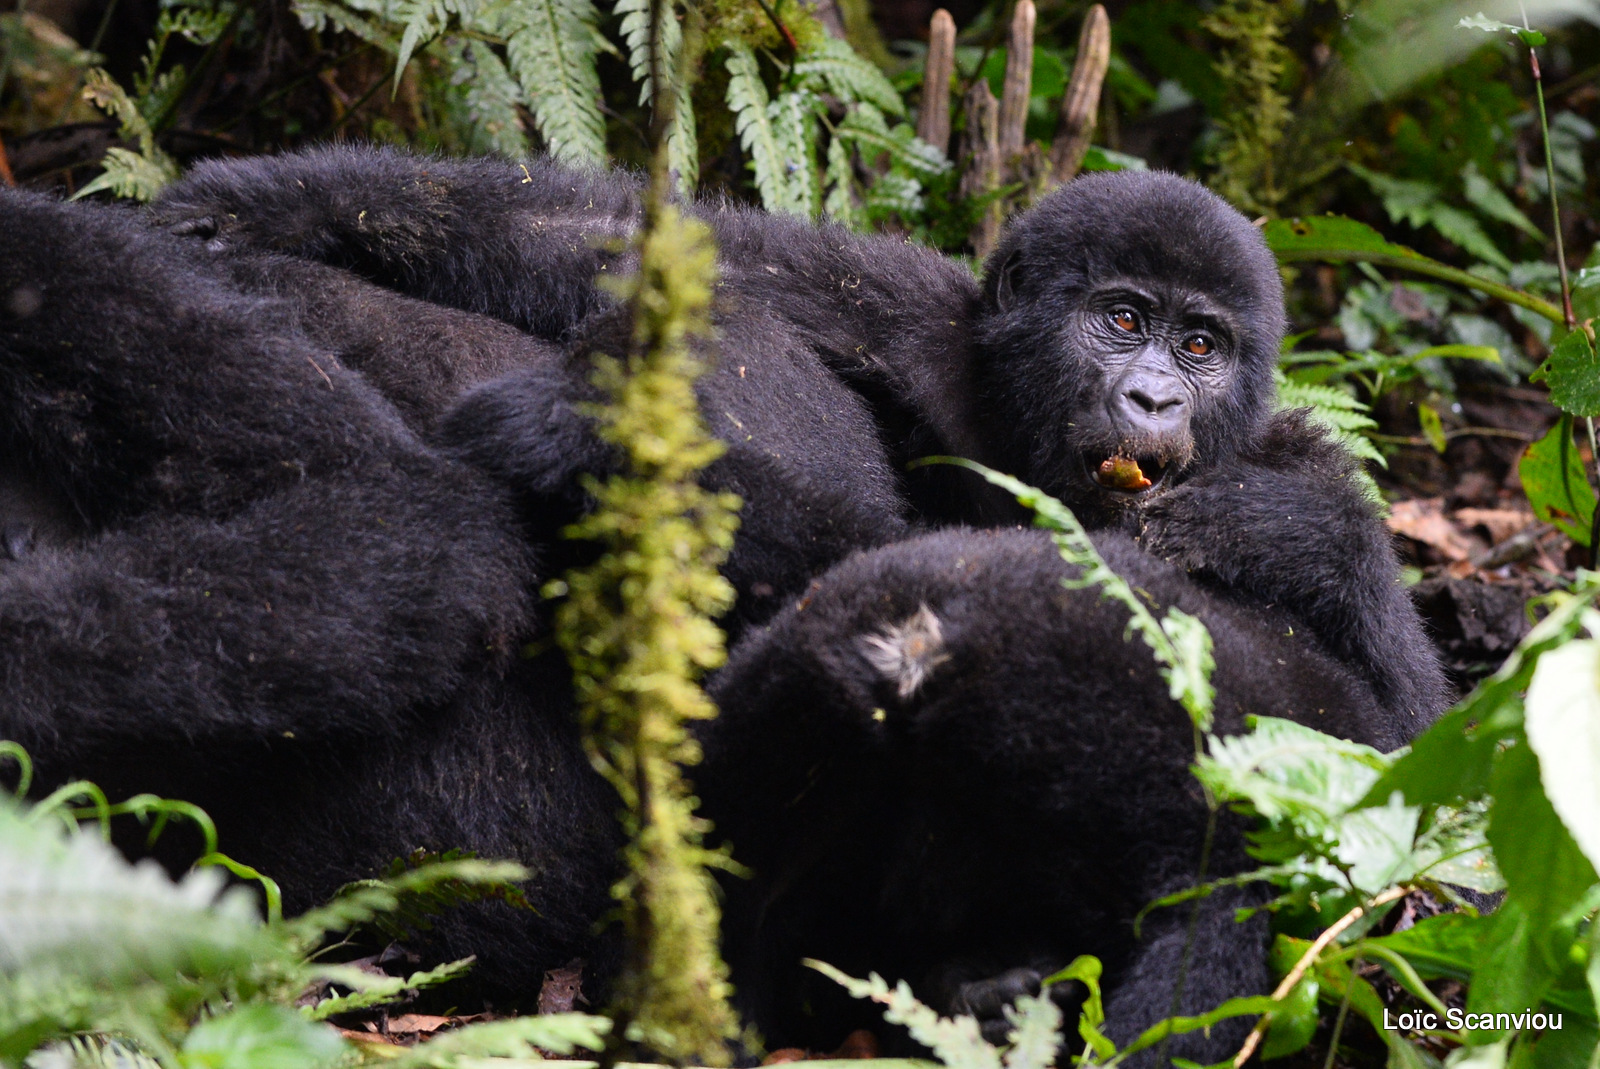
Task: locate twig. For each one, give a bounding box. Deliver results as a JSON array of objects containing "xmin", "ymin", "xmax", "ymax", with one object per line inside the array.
[
  {"xmin": 1524, "ymin": 24, "xmax": 1575, "ymax": 330},
  {"xmin": 997, "ymin": 0, "xmax": 1034, "ymax": 167},
  {"xmin": 0, "ymin": 138, "xmax": 13, "ymax": 187},
  {"xmin": 1051, "ymin": 4, "xmax": 1110, "ymax": 184},
  {"xmin": 916, "ymin": 9, "xmax": 956, "ymax": 157},
  {"xmin": 1232, "ymin": 886, "xmax": 1409, "ymax": 1068},
  {"xmin": 1471, "ymin": 522, "xmax": 1555, "ymax": 570}
]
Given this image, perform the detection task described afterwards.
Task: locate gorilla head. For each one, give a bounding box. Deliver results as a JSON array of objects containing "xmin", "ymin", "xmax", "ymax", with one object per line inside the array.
[{"xmin": 975, "ymin": 172, "xmax": 1285, "ymax": 519}]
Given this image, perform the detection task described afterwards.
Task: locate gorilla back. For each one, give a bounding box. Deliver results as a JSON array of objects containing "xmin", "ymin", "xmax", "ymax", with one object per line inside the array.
[
  {"xmin": 699, "ymin": 527, "xmax": 1414, "ymax": 1065},
  {"xmin": 0, "ymin": 189, "xmax": 619, "ymax": 999}
]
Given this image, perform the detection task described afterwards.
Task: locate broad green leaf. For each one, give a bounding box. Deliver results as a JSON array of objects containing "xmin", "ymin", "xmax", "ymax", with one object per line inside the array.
[
  {"xmin": 1478, "ymin": 744, "xmax": 1599, "ymax": 1020},
  {"xmin": 1462, "ymin": 164, "xmax": 1545, "ymax": 240},
  {"xmin": 1519, "ymin": 417, "xmax": 1596, "ymax": 546},
  {"xmin": 1445, "ymin": 1040, "xmax": 1508, "ymax": 1069},
  {"xmin": 180, "ymin": 1005, "xmax": 345, "ymax": 1069},
  {"xmin": 1457, "ymin": 13, "xmax": 1546, "ymax": 46},
  {"xmin": 1263, "ymin": 937, "xmax": 1319, "ymax": 1061},
  {"xmin": 1526, "ymin": 639, "xmax": 1600, "ymax": 874},
  {"xmin": 1541, "ymin": 331, "xmax": 1600, "ymax": 418},
  {"xmin": 1265, "ymin": 216, "xmax": 1564, "ymax": 325},
  {"xmin": 1365, "ymin": 912, "xmax": 1491, "ymax": 982}
]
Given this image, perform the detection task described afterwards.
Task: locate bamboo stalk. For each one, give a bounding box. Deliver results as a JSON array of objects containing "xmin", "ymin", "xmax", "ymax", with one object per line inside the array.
[
  {"xmin": 917, "ymin": 8, "xmax": 956, "ymax": 156},
  {"xmin": 1050, "ymin": 3, "xmax": 1110, "ymax": 184},
  {"xmin": 997, "ymin": 0, "xmax": 1034, "ymax": 166}
]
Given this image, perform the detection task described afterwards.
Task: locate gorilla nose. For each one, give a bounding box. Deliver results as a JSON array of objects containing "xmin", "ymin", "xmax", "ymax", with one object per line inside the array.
[{"xmin": 1116, "ymin": 374, "xmax": 1187, "ymax": 431}]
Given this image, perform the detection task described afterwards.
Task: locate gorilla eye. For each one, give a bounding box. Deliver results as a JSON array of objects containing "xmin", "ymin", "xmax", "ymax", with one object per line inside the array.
[
  {"xmin": 1184, "ymin": 334, "xmax": 1213, "ymax": 357},
  {"xmin": 1110, "ymin": 309, "xmax": 1139, "ymax": 333}
]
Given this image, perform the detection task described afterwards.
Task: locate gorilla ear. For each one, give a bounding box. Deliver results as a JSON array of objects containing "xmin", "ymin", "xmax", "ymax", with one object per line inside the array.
[{"xmin": 990, "ymin": 249, "xmax": 1024, "ymax": 311}]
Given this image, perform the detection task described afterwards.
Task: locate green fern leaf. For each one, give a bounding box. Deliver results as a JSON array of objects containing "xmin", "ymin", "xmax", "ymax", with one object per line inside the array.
[
  {"xmin": 770, "ymin": 88, "xmax": 821, "ymax": 216},
  {"xmin": 393, "ymin": 0, "xmax": 451, "ymax": 76},
  {"xmin": 793, "ymin": 37, "xmax": 902, "ymax": 115},
  {"xmin": 1274, "ymin": 373, "xmax": 1387, "ymax": 504},
  {"xmin": 835, "ymin": 102, "xmax": 948, "ymax": 177},
  {"xmin": 449, "ymin": 38, "xmax": 531, "ymax": 157},
  {"xmin": 504, "ymin": 0, "xmax": 606, "ymax": 164},
  {"xmin": 863, "ymin": 170, "xmax": 923, "ymax": 218},
  {"xmin": 823, "ymin": 136, "xmax": 859, "ymax": 225},
  {"xmin": 613, "ymin": 0, "xmax": 696, "ymax": 192},
  {"xmin": 727, "ymin": 43, "xmax": 799, "ymax": 214}
]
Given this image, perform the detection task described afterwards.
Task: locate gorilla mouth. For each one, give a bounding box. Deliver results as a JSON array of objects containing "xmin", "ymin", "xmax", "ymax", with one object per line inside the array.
[{"xmin": 1088, "ymin": 452, "xmax": 1170, "ymax": 494}]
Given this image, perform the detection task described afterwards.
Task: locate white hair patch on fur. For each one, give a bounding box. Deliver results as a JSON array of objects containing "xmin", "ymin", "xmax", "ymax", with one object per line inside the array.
[{"xmin": 859, "ymin": 604, "xmax": 950, "ymax": 700}]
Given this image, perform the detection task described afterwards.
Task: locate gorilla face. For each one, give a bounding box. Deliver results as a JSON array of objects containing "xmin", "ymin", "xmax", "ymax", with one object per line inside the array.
[{"xmin": 976, "ymin": 171, "xmax": 1285, "ymax": 517}]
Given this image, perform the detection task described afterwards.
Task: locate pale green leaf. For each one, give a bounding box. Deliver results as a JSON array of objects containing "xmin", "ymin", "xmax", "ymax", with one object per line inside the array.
[{"xmin": 1525, "ymin": 638, "xmax": 1600, "ymax": 875}]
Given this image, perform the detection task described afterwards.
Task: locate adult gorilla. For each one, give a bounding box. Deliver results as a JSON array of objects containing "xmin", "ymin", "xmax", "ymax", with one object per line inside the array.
[
  {"xmin": 699, "ymin": 527, "xmax": 1412, "ymax": 1065},
  {"xmin": 151, "ymin": 150, "xmax": 1447, "ymax": 731},
  {"xmin": 0, "ymin": 188, "xmax": 618, "ymax": 1001}
]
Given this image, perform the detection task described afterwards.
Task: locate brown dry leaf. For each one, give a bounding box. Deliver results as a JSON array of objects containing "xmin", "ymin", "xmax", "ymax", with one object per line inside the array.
[
  {"xmin": 1387, "ymin": 498, "xmax": 1481, "ymax": 562},
  {"xmin": 385, "ymin": 1013, "xmax": 454, "ymax": 1035},
  {"xmin": 762, "ymin": 1049, "xmax": 810, "ymax": 1064},
  {"xmin": 1454, "ymin": 507, "xmax": 1534, "ymax": 545}
]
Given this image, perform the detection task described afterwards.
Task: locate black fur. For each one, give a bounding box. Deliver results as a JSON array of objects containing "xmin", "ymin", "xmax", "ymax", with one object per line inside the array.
[
  {"xmin": 699, "ymin": 527, "xmax": 1408, "ymax": 1063},
  {"xmin": 147, "ymin": 147, "xmax": 1449, "ymax": 1036},
  {"xmin": 153, "ymin": 150, "xmax": 1446, "ymax": 723},
  {"xmin": 0, "ymin": 189, "xmax": 619, "ymax": 1000}
]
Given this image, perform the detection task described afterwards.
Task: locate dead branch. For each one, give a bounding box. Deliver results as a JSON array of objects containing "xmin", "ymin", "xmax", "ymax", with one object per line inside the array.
[
  {"xmin": 1050, "ymin": 3, "xmax": 1110, "ymax": 184},
  {"xmin": 917, "ymin": 8, "xmax": 956, "ymax": 157}
]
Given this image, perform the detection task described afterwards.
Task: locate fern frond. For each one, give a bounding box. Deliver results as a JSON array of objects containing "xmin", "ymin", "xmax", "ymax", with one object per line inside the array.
[
  {"xmin": 306, "ymin": 959, "xmax": 475, "ymax": 1019},
  {"xmin": 392, "ymin": 0, "xmax": 452, "ymax": 75},
  {"xmin": 504, "ymin": 0, "xmax": 606, "ymax": 164},
  {"xmin": 290, "ymin": 0, "xmax": 400, "ymax": 47},
  {"xmin": 823, "ymin": 135, "xmax": 859, "ymax": 225},
  {"xmin": 727, "ymin": 43, "xmax": 798, "ymax": 215},
  {"xmin": 793, "ymin": 37, "xmax": 902, "ymax": 115},
  {"xmin": 74, "ymin": 71, "xmax": 177, "ymax": 201},
  {"xmin": 389, "ymin": 1013, "xmax": 611, "ymax": 1067},
  {"xmin": 614, "ymin": 0, "xmax": 696, "ymax": 192},
  {"xmin": 770, "ymin": 88, "xmax": 821, "ymax": 217},
  {"xmin": 448, "ymin": 38, "xmax": 531, "ymax": 157},
  {"xmin": 835, "ymin": 102, "xmax": 947, "ymax": 176},
  {"xmin": 1274, "ymin": 374, "xmax": 1387, "ymax": 504},
  {"xmin": 863, "ymin": 170, "xmax": 923, "ymax": 217}
]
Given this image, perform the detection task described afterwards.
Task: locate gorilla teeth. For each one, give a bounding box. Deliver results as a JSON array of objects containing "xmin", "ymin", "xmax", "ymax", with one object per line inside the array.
[{"xmin": 859, "ymin": 604, "xmax": 950, "ymax": 700}]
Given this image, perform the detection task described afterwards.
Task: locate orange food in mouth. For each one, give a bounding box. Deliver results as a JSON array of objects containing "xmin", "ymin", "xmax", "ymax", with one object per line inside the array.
[{"xmin": 1095, "ymin": 454, "xmax": 1152, "ymax": 491}]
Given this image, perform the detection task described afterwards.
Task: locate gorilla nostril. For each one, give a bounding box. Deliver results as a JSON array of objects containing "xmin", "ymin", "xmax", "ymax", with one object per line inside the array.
[{"xmin": 1122, "ymin": 385, "xmax": 1184, "ymax": 418}]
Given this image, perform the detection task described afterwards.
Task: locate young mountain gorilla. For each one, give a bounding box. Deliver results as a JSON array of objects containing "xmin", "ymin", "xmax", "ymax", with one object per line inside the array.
[
  {"xmin": 152, "ymin": 151, "xmax": 1445, "ymax": 729},
  {"xmin": 698, "ymin": 527, "xmax": 1410, "ymax": 1065},
  {"xmin": 0, "ymin": 189, "xmax": 619, "ymax": 999}
]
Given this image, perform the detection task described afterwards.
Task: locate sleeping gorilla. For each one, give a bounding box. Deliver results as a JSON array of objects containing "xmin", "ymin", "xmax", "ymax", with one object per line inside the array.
[
  {"xmin": 151, "ymin": 149, "xmax": 1446, "ymax": 726},
  {"xmin": 697, "ymin": 526, "xmax": 1410, "ymax": 1065},
  {"xmin": 0, "ymin": 188, "xmax": 620, "ymax": 999}
]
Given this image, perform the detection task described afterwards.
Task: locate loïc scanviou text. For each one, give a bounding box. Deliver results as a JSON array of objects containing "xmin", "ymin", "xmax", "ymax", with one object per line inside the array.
[{"xmin": 1383, "ymin": 1009, "xmax": 1562, "ymax": 1032}]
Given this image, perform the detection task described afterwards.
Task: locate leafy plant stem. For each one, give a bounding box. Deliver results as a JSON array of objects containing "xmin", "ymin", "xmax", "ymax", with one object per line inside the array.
[
  {"xmin": 1275, "ymin": 246, "xmax": 1565, "ymax": 324},
  {"xmin": 1231, "ymin": 885, "xmax": 1409, "ymax": 1068},
  {"xmin": 1320, "ymin": 982, "xmax": 1353, "ymax": 1069},
  {"xmin": 1524, "ymin": 22, "xmax": 1576, "ymax": 330}
]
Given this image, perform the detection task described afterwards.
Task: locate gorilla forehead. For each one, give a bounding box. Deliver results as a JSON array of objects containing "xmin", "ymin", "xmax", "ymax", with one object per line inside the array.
[{"xmin": 986, "ymin": 171, "xmax": 1285, "ymax": 335}]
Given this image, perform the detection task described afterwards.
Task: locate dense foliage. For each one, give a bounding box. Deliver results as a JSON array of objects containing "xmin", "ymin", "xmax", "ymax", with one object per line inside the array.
[{"xmin": 5, "ymin": 1, "xmax": 1600, "ymax": 1068}]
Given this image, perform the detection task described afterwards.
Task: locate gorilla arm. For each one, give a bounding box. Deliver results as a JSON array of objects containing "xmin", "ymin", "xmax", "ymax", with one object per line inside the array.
[
  {"xmin": 1138, "ymin": 409, "xmax": 1450, "ymax": 733},
  {"xmin": 150, "ymin": 146, "xmax": 640, "ymax": 341},
  {"xmin": 0, "ymin": 460, "xmax": 535, "ymax": 773}
]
